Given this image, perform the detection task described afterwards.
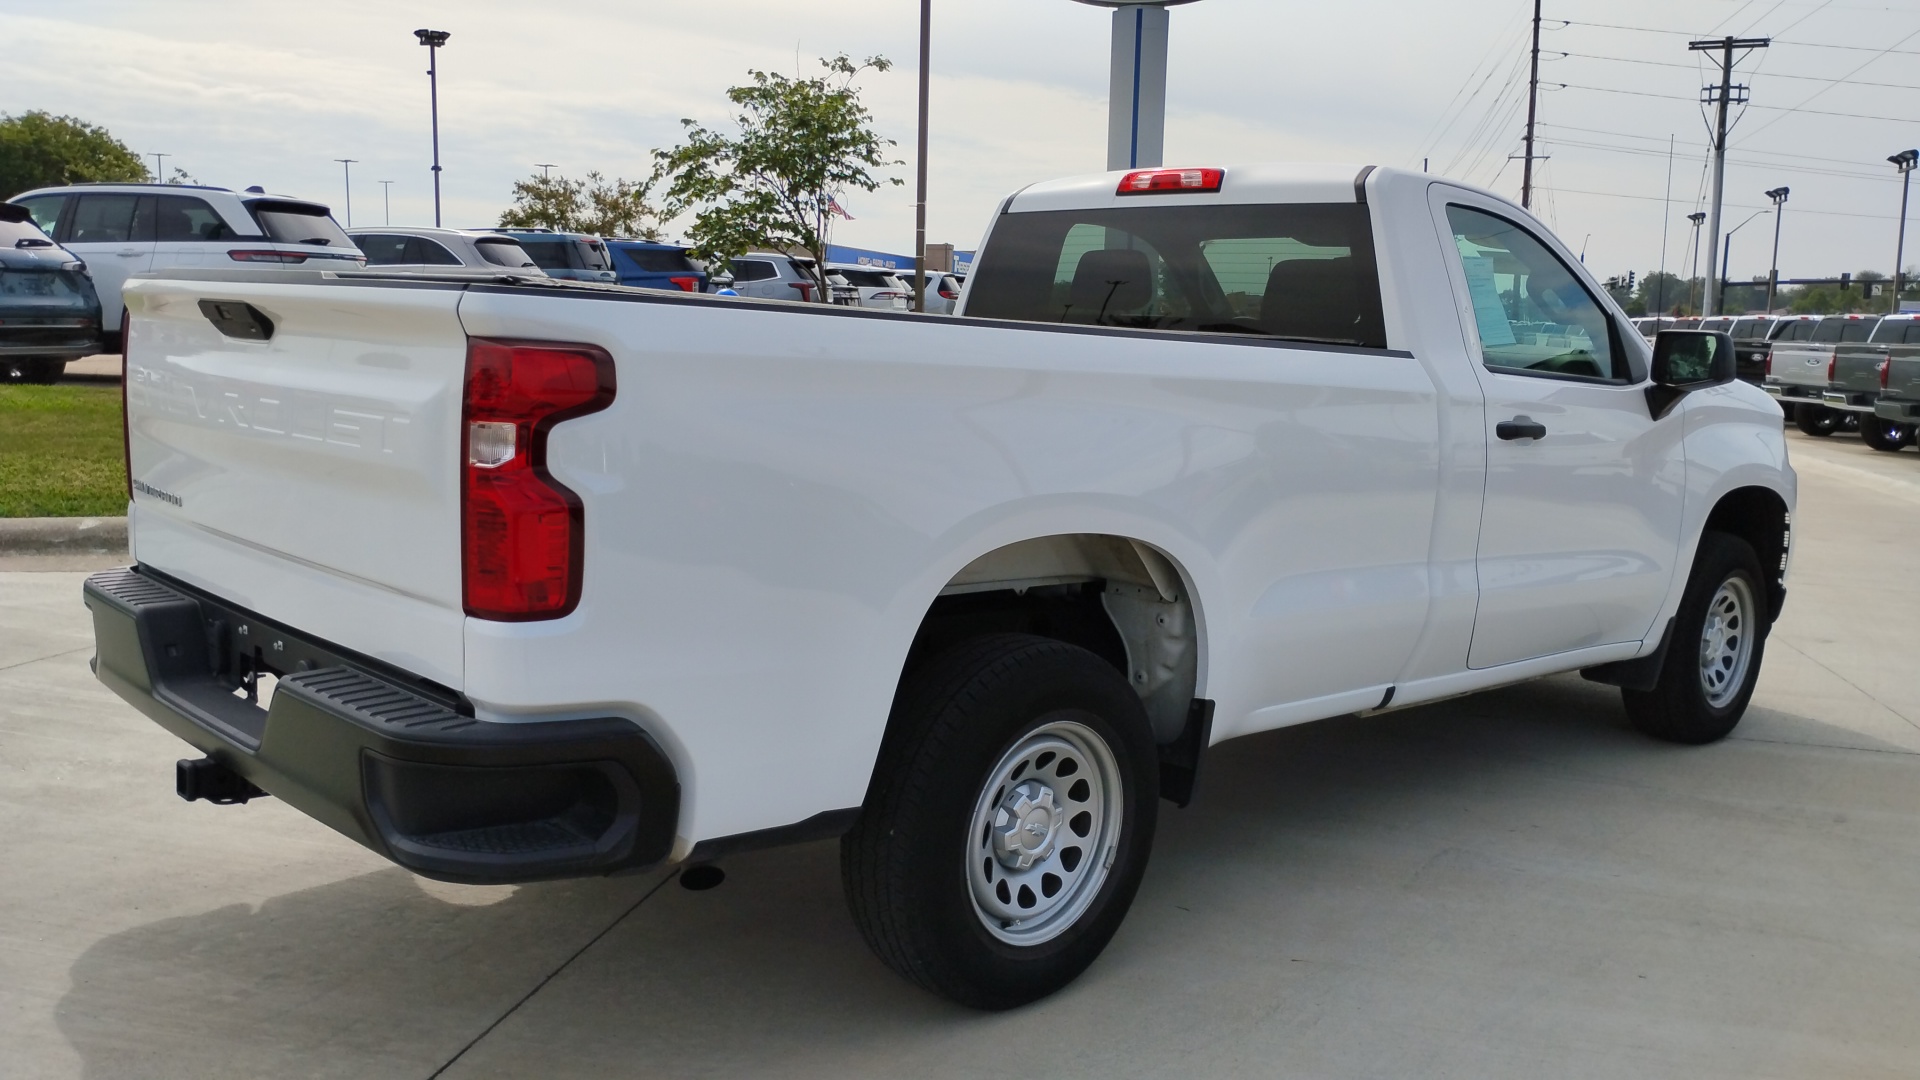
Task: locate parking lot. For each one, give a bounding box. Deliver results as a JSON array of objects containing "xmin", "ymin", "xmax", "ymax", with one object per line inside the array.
[{"xmin": 3, "ymin": 426, "xmax": 1918, "ymax": 1079}]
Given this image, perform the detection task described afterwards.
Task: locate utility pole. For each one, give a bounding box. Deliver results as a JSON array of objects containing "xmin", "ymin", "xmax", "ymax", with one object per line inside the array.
[
  {"xmin": 1689, "ymin": 34, "xmax": 1768, "ymax": 317},
  {"xmin": 1521, "ymin": 0, "xmax": 1542, "ymax": 209},
  {"xmin": 1890, "ymin": 150, "xmax": 1916, "ymax": 313},
  {"xmin": 914, "ymin": 0, "xmax": 931, "ymax": 314},
  {"xmin": 379, "ymin": 180, "xmax": 394, "ymax": 226},
  {"xmin": 535, "ymin": 163, "xmax": 557, "ymax": 179},
  {"xmin": 1765, "ymin": 187, "xmax": 1788, "ymax": 313},
  {"xmin": 334, "ymin": 159, "xmax": 357, "ymax": 227}
]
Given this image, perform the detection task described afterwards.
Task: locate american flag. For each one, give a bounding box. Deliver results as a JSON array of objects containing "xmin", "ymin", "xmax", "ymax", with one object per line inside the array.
[{"xmin": 826, "ymin": 196, "xmax": 855, "ymax": 221}]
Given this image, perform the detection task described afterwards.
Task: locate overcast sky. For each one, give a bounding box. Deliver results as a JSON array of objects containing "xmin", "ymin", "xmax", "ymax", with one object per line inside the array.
[{"xmin": 6, "ymin": 0, "xmax": 1918, "ymax": 281}]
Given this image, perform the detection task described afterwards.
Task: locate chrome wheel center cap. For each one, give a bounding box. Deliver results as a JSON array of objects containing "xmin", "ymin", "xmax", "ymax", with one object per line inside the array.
[{"xmin": 992, "ymin": 780, "xmax": 1062, "ymax": 870}]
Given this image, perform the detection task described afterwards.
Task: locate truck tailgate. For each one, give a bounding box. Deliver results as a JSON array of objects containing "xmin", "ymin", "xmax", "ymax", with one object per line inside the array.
[
  {"xmin": 1769, "ymin": 342, "xmax": 1831, "ymax": 388},
  {"xmin": 123, "ymin": 275, "xmax": 469, "ymax": 687}
]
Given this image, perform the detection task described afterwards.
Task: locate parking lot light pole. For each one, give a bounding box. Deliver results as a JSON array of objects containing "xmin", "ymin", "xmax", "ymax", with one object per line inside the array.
[
  {"xmin": 1687, "ymin": 212, "xmax": 1707, "ymax": 314},
  {"xmin": 1719, "ymin": 209, "xmax": 1768, "ymax": 315},
  {"xmin": 1765, "ymin": 187, "xmax": 1788, "ymax": 313},
  {"xmin": 415, "ymin": 29, "xmax": 451, "ymax": 227},
  {"xmin": 334, "ymin": 159, "xmax": 357, "ymax": 227},
  {"xmin": 379, "ymin": 180, "xmax": 394, "ymax": 225},
  {"xmin": 1890, "ymin": 150, "xmax": 1917, "ymax": 313},
  {"xmin": 914, "ymin": 0, "xmax": 930, "ymax": 313}
]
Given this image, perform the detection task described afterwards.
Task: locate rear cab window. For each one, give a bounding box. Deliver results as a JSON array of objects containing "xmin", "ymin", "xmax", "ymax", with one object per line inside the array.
[
  {"xmin": 1813, "ymin": 318, "xmax": 1878, "ymax": 344},
  {"xmin": 1869, "ymin": 318, "xmax": 1912, "ymax": 344},
  {"xmin": 246, "ymin": 201, "xmax": 353, "ymax": 249},
  {"xmin": 966, "ymin": 202, "xmax": 1387, "ymax": 347}
]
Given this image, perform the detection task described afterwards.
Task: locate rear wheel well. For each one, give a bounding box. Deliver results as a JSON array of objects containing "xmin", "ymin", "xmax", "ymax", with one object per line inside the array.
[
  {"xmin": 903, "ymin": 535, "xmax": 1200, "ymax": 745},
  {"xmin": 1702, "ymin": 486, "xmax": 1790, "ymax": 623}
]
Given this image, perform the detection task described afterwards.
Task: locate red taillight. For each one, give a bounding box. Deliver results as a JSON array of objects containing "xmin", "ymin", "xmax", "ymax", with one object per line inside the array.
[
  {"xmin": 668, "ymin": 275, "xmax": 699, "ymax": 292},
  {"xmin": 1880, "ymin": 357, "xmax": 1892, "ymax": 389},
  {"xmin": 228, "ymin": 250, "xmax": 308, "ymax": 264},
  {"xmin": 788, "ymin": 281, "xmax": 815, "ymax": 302},
  {"xmin": 938, "ymin": 283, "xmax": 958, "ymax": 300},
  {"xmin": 1116, "ymin": 167, "xmax": 1224, "ymax": 195},
  {"xmin": 1828, "ymin": 353, "xmax": 1837, "ymax": 384},
  {"xmin": 461, "ymin": 339, "xmax": 615, "ymax": 621}
]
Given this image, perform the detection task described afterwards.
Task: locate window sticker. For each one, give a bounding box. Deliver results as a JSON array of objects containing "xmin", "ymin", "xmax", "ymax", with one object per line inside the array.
[{"xmin": 1460, "ymin": 255, "xmax": 1517, "ymax": 347}]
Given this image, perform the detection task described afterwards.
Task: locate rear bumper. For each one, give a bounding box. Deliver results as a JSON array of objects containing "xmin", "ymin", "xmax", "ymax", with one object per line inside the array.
[
  {"xmin": 1764, "ymin": 382, "xmax": 1823, "ymax": 402},
  {"xmin": 1873, "ymin": 399, "xmax": 1920, "ymax": 423},
  {"xmin": 0, "ymin": 336, "xmax": 100, "ymax": 359},
  {"xmin": 83, "ymin": 567, "xmax": 680, "ymax": 884},
  {"xmin": 1821, "ymin": 390, "xmax": 1879, "ymax": 413}
]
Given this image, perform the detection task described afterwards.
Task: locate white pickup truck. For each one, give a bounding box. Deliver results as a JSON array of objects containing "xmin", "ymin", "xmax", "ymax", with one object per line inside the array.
[{"xmin": 86, "ymin": 163, "xmax": 1793, "ymax": 1010}]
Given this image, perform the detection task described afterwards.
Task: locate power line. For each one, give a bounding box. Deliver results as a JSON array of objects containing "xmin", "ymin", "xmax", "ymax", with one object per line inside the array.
[
  {"xmin": 1560, "ymin": 18, "xmax": 1920, "ymax": 56},
  {"xmin": 1560, "ymin": 49, "xmax": 1920, "ymax": 91},
  {"xmin": 1558, "ymin": 81, "xmax": 1920, "ymax": 123},
  {"xmin": 1542, "ymin": 135, "xmax": 1900, "ymax": 183},
  {"xmin": 1549, "ymin": 184, "xmax": 1906, "ymax": 222},
  {"xmin": 1539, "ymin": 121, "xmax": 1901, "ymax": 169},
  {"xmin": 1736, "ymin": 24, "xmax": 1920, "ymax": 141}
]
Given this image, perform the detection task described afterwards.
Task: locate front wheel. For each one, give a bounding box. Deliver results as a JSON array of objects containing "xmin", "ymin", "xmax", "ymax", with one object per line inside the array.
[
  {"xmin": 1622, "ymin": 532, "xmax": 1769, "ymax": 744},
  {"xmin": 842, "ymin": 634, "xmax": 1159, "ymax": 1010},
  {"xmin": 1860, "ymin": 417, "xmax": 1914, "ymax": 452},
  {"xmin": 1794, "ymin": 404, "xmax": 1839, "ymax": 437}
]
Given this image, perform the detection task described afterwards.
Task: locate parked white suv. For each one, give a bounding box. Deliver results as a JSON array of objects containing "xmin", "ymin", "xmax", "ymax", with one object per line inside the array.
[
  {"xmin": 7, "ymin": 183, "xmax": 362, "ymax": 345},
  {"xmin": 825, "ymin": 264, "xmax": 911, "ymax": 309}
]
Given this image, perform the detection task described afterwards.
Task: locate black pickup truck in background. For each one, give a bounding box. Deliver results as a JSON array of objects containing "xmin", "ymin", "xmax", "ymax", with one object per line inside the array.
[{"xmin": 1698, "ymin": 315, "xmax": 1779, "ymax": 387}]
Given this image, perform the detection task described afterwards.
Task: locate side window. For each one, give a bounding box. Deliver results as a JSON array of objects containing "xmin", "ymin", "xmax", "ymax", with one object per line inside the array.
[
  {"xmin": 67, "ymin": 194, "xmax": 142, "ymax": 244},
  {"xmin": 1445, "ymin": 205, "xmax": 1624, "ymax": 382},
  {"xmin": 12, "ymin": 195, "xmax": 69, "ymax": 238},
  {"xmin": 406, "ymin": 237, "xmax": 461, "ymax": 265},
  {"xmin": 355, "ymin": 234, "xmax": 411, "ymax": 265},
  {"xmin": 731, "ymin": 259, "xmax": 777, "ymax": 282},
  {"xmin": 153, "ymin": 195, "xmax": 232, "ymax": 241},
  {"xmin": 1907, "ymin": 324, "xmax": 1920, "ymax": 345}
]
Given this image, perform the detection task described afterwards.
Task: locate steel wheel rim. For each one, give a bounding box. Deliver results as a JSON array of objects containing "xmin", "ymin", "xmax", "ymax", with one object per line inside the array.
[
  {"xmin": 1698, "ymin": 575, "xmax": 1756, "ymax": 709},
  {"xmin": 966, "ymin": 717, "xmax": 1123, "ymax": 946}
]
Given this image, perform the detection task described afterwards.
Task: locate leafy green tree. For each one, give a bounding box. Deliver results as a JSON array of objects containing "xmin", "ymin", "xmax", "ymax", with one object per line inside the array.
[
  {"xmin": 655, "ymin": 54, "xmax": 902, "ymax": 283},
  {"xmin": 0, "ymin": 111, "xmax": 148, "ymax": 198},
  {"xmin": 1633, "ymin": 271, "xmax": 1691, "ymax": 316},
  {"xmin": 499, "ymin": 170, "xmax": 662, "ymax": 238}
]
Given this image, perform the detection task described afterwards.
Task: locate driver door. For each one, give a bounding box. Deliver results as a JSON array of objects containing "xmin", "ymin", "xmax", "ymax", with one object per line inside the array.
[{"xmin": 1433, "ymin": 192, "xmax": 1686, "ymax": 669}]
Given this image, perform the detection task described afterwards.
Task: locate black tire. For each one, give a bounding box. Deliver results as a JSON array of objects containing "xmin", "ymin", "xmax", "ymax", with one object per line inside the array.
[
  {"xmin": 1794, "ymin": 404, "xmax": 1839, "ymax": 436},
  {"xmin": 1778, "ymin": 402, "xmax": 1797, "ymax": 423},
  {"xmin": 842, "ymin": 633, "xmax": 1159, "ymax": 1010},
  {"xmin": 5, "ymin": 358, "xmax": 64, "ymax": 385},
  {"xmin": 1860, "ymin": 416, "xmax": 1914, "ymax": 452},
  {"xmin": 1622, "ymin": 532, "xmax": 1769, "ymax": 745}
]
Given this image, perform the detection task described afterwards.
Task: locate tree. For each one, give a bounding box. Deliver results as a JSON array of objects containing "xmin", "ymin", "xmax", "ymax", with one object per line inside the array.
[
  {"xmin": 1634, "ymin": 271, "xmax": 1691, "ymax": 316},
  {"xmin": 499, "ymin": 170, "xmax": 662, "ymax": 238},
  {"xmin": 655, "ymin": 54, "xmax": 902, "ymax": 283},
  {"xmin": 0, "ymin": 111, "xmax": 148, "ymax": 198}
]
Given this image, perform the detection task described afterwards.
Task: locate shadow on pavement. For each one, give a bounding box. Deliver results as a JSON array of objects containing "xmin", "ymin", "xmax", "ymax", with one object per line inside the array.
[{"xmin": 57, "ymin": 675, "xmax": 1920, "ymax": 1079}]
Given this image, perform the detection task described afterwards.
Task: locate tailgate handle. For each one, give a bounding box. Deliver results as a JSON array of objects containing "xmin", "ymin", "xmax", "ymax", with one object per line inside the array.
[{"xmin": 197, "ymin": 299, "xmax": 275, "ymax": 341}]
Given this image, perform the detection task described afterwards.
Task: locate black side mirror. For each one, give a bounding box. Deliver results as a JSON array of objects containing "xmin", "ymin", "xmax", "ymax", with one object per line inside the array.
[{"xmin": 1646, "ymin": 330, "xmax": 1737, "ymax": 420}]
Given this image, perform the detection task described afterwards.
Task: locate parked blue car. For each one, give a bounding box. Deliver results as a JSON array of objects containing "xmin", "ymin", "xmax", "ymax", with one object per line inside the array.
[
  {"xmin": 482, "ymin": 229, "xmax": 616, "ymax": 283},
  {"xmin": 603, "ymin": 239, "xmax": 708, "ymax": 293}
]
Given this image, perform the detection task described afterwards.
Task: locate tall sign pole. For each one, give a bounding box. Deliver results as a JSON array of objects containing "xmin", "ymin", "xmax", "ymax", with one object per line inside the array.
[
  {"xmin": 1689, "ymin": 34, "xmax": 1768, "ymax": 317},
  {"xmin": 1072, "ymin": 1, "xmax": 1203, "ymax": 171},
  {"xmin": 914, "ymin": 0, "xmax": 931, "ymax": 313},
  {"xmin": 1521, "ymin": 0, "xmax": 1541, "ymax": 209},
  {"xmin": 1890, "ymin": 151, "xmax": 1917, "ymax": 312}
]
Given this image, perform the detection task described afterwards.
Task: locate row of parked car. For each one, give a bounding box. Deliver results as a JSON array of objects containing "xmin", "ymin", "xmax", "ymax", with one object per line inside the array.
[
  {"xmin": 0, "ymin": 180, "xmax": 966, "ymax": 383},
  {"xmin": 1630, "ymin": 312, "xmax": 1920, "ymax": 452}
]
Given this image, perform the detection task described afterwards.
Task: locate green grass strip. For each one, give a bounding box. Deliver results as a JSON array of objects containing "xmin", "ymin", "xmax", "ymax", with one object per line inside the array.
[{"xmin": 0, "ymin": 384, "xmax": 127, "ymax": 517}]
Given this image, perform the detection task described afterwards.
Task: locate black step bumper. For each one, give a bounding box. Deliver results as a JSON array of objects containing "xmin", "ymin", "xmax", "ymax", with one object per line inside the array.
[{"xmin": 83, "ymin": 567, "xmax": 680, "ymax": 884}]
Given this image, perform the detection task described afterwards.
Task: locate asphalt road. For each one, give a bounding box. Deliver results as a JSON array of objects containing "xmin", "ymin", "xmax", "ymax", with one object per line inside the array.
[{"xmin": 4, "ymin": 428, "xmax": 1919, "ymax": 1079}]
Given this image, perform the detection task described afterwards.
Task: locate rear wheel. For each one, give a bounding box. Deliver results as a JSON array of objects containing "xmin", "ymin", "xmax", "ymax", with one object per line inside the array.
[
  {"xmin": 1859, "ymin": 416, "xmax": 1914, "ymax": 452},
  {"xmin": 1794, "ymin": 404, "xmax": 1840, "ymax": 437},
  {"xmin": 1622, "ymin": 532, "xmax": 1768, "ymax": 745},
  {"xmin": 842, "ymin": 634, "xmax": 1158, "ymax": 1010}
]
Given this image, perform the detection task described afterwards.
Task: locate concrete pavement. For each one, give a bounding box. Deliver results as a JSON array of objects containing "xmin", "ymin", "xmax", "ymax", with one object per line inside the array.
[{"xmin": 4, "ymin": 430, "xmax": 1920, "ymax": 1078}]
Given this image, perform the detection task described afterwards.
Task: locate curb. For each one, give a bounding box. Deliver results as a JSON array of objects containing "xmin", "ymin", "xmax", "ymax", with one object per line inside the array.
[{"xmin": 0, "ymin": 516, "xmax": 129, "ymax": 555}]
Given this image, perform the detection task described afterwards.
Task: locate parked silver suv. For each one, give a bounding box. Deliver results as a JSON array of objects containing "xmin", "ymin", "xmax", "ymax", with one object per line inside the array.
[
  {"xmin": 6, "ymin": 183, "xmax": 362, "ymax": 347},
  {"xmin": 349, "ymin": 227, "xmax": 545, "ymax": 278},
  {"xmin": 726, "ymin": 252, "xmax": 825, "ymax": 302}
]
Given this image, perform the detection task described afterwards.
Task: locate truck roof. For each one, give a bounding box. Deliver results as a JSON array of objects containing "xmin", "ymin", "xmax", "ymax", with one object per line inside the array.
[{"xmin": 1006, "ymin": 162, "xmax": 1399, "ymax": 213}]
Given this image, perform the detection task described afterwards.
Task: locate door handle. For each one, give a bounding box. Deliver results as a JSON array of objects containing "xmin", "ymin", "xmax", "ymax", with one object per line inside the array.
[
  {"xmin": 117, "ymin": 249, "xmax": 142, "ymax": 257},
  {"xmin": 1496, "ymin": 417, "xmax": 1548, "ymax": 442}
]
